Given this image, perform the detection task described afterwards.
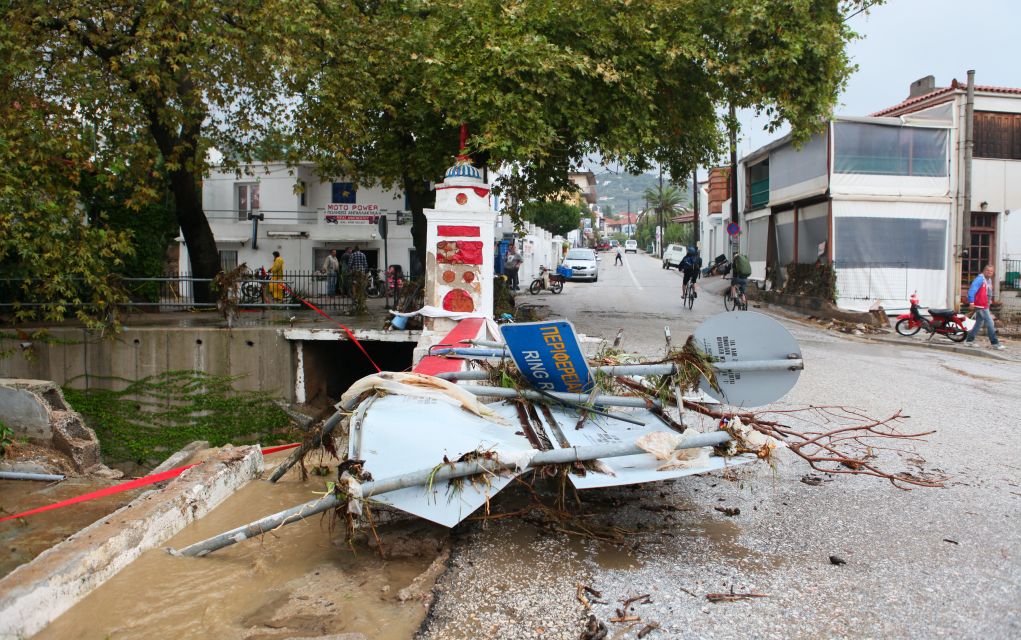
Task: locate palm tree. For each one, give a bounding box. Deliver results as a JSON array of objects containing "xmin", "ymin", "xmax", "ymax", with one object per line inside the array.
[{"xmin": 643, "ymin": 185, "xmax": 685, "ymax": 257}]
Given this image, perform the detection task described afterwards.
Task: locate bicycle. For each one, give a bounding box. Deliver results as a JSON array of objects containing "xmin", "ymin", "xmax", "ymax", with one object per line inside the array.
[
  {"xmin": 682, "ymin": 282, "xmax": 696, "ymax": 310},
  {"xmin": 724, "ymin": 279, "xmax": 748, "ymax": 311}
]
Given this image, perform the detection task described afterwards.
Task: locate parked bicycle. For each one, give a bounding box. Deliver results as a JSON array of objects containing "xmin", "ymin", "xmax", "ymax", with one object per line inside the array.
[
  {"xmin": 529, "ymin": 266, "xmax": 564, "ymax": 295},
  {"xmin": 239, "ymin": 267, "xmax": 269, "ymax": 304}
]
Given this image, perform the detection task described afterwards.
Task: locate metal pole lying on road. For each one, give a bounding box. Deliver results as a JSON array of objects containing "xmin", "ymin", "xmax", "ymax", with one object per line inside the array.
[
  {"xmin": 174, "ymin": 431, "xmax": 732, "ymax": 558},
  {"xmin": 0, "ymin": 471, "xmax": 65, "ymax": 482},
  {"xmin": 438, "ymin": 359, "xmax": 804, "ymax": 382},
  {"xmin": 456, "ymin": 385, "xmax": 661, "ymax": 409}
]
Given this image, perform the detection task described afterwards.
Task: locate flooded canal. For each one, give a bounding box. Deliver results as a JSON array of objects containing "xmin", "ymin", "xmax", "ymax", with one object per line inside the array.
[
  {"xmin": 0, "ymin": 479, "xmax": 147, "ymax": 579},
  {"xmin": 37, "ymin": 454, "xmax": 445, "ymax": 640}
]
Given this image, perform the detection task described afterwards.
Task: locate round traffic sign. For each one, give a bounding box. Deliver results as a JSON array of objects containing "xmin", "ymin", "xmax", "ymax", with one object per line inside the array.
[
  {"xmin": 726, "ymin": 222, "xmax": 741, "ymax": 236},
  {"xmin": 693, "ymin": 311, "xmax": 802, "ymax": 408}
]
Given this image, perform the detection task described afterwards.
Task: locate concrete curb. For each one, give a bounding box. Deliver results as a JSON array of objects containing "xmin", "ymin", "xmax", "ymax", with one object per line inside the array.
[
  {"xmin": 753, "ymin": 303, "xmax": 1016, "ymax": 362},
  {"xmin": 0, "ymin": 446, "xmax": 263, "ymax": 639}
]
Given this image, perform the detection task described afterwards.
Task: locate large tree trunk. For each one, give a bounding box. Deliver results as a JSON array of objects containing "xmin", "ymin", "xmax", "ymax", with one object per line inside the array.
[
  {"xmin": 169, "ymin": 168, "xmax": 219, "ymax": 302},
  {"xmin": 405, "ymin": 177, "xmax": 434, "ymax": 278}
]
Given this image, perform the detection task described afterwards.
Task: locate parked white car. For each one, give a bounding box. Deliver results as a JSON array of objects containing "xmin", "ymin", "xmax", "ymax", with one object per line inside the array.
[
  {"xmin": 624, "ymin": 239, "xmax": 638, "ymax": 254},
  {"xmin": 562, "ymin": 248, "xmax": 599, "ymax": 282},
  {"xmin": 662, "ymin": 244, "xmax": 687, "ymax": 269}
]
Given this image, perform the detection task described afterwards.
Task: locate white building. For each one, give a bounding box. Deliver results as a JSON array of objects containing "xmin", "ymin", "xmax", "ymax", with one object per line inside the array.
[
  {"xmin": 192, "ymin": 160, "xmax": 569, "ymax": 293},
  {"xmin": 190, "ymin": 162, "xmax": 423, "ymax": 277},
  {"xmin": 734, "ymin": 78, "xmax": 1021, "ymax": 312}
]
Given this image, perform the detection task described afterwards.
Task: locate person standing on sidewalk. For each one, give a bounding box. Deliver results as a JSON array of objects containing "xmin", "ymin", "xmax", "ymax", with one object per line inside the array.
[
  {"xmin": 965, "ymin": 264, "xmax": 1005, "ymax": 350},
  {"xmin": 323, "ymin": 249, "xmax": 340, "ymax": 295},
  {"xmin": 503, "ymin": 244, "xmax": 522, "ymax": 291}
]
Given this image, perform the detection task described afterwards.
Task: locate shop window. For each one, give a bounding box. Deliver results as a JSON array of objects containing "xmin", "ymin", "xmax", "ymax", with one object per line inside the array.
[
  {"xmin": 332, "ymin": 182, "xmax": 356, "ymax": 203},
  {"xmin": 747, "ymin": 161, "xmax": 769, "ymax": 210},
  {"xmin": 834, "ymin": 122, "xmax": 947, "ymax": 177},
  {"xmin": 219, "ymin": 250, "xmax": 238, "ymax": 271},
  {"xmin": 834, "ymin": 217, "xmax": 946, "ymax": 270},
  {"xmin": 237, "ymin": 183, "xmax": 260, "ymax": 221}
]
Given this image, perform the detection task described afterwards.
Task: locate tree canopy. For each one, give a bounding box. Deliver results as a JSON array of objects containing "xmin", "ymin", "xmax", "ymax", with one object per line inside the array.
[
  {"xmin": 3, "ymin": 0, "xmax": 871, "ymax": 323},
  {"xmin": 293, "ymin": 0, "xmax": 865, "ymax": 257},
  {"xmin": 5, "ymin": 0, "xmax": 300, "ymax": 302},
  {"xmin": 519, "ymin": 200, "xmax": 585, "ymax": 238}
]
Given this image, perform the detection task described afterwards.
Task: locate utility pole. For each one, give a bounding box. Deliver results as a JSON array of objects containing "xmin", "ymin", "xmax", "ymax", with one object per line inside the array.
[
  {"xmin": 658, "ymin": 166, "xmax": 664, "ymax": 258},
  {"xmin": 692, "ymin": 167, "xmax": 700, "ymax": 246},
  {"xmin": 729, "ymin": 103, "xmax": 739, "ymax": 253},
  {"xmin": 957, "ymin": 70, "xmax": 976, "ymax": 310}
]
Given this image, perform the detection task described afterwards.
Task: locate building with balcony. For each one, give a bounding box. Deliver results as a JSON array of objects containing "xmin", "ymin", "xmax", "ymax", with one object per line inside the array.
[{"xmin": 190, "ymin": 162, "xmax": 421, "ymax": 278}]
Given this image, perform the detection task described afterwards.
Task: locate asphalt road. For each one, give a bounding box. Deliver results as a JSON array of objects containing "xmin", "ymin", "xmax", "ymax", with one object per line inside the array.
[{"xmin": 420, "ymin": 250, "xmax": 1021, "ymax": 639}]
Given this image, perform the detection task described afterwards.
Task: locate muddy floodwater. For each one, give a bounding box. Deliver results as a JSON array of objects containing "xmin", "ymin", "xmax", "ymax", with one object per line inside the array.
[
  {"xmin": 38, "ymin": 456, "xmax": 440, "ymax": 640},
  {"xmin": 0, "ymin": 479, "xmax": 146, "ymax": 579}
]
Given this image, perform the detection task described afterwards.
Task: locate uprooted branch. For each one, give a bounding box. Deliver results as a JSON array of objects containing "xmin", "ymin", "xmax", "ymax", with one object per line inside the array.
[
  {"xmin": 684, "ymin": 400, "xmax": 942, "ymax": 489},
  {"xmin": 608, "ymin": 374, "xmax": 942, "ymax": 489}
]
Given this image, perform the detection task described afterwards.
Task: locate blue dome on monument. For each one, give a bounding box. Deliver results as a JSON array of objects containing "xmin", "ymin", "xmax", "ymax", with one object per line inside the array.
[{"xmin": 444, "ymin": 162, "xmax": 482, "ymax": 180}]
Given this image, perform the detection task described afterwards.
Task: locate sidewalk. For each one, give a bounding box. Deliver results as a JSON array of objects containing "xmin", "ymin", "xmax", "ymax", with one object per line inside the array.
[{"xmin": 748, "ymin": 299, "xmax": 1017, "ymax": 363}]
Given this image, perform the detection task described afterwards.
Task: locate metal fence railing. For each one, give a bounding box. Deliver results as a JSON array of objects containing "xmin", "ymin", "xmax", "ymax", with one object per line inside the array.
[
  {"xmin": 0, "ymin": 270, "xmax": 370, "ymax": 314},
  {"xmin": 1004, "ymin": 259, "xmax": 1021, "ymax": 290},
  {"xmin": 833, "ymin": 261, "xmax": 909, "ymax": 302}
]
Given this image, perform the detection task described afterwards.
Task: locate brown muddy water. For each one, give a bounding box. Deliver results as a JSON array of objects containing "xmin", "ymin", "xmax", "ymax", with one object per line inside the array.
[
  {"xmin": 37, "ymin": 455, "xmax": 443, "ymax": 640},
  {"xmin": 0, "ymin": 479, "xmax": 147, "ymax": 579}
]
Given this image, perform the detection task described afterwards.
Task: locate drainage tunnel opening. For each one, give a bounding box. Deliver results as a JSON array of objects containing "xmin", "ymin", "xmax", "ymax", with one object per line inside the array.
[{"xmin": 302, "ymin": 339, "xmax": 417, "ymax": 404}]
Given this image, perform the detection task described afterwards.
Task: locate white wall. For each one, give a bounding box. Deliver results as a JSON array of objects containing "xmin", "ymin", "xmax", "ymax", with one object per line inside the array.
[{"xmin": 196, "ymin": 163, "xmax": 414, "ymax": 275}]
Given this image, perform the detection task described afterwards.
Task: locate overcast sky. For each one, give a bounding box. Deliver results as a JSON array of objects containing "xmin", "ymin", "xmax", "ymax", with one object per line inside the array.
[{"xmin": 738, "ymin": 0, "xmax": 1020, "ymax": 155}]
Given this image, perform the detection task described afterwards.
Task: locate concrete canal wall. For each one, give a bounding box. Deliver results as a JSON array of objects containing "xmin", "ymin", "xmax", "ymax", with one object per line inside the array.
[
  {"xmin": 0, "ymin": 326, "xmax": 420, "ymax": 404},
  {"xmin": 0, "ymin": 327, "xmax": 295, "ymax": 397}
]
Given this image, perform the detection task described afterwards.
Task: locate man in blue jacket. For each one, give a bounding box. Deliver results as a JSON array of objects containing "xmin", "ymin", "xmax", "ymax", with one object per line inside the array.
[{"xmin": 965, "ymin": 264, "xmax": 1004, "ymax": 350}]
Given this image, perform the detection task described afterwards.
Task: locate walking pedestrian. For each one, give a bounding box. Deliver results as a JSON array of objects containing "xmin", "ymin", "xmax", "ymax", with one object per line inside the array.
[
  {"xmin": 965, "ymin": 264, "xmax": 1005, "ymax": 350},
  {"xmin": 503, "ymin": 244, "xmax": 522, "ymax": 291},
  {"xmin": 614, "ymin": 247, "xmax": 623, "ymax": 266},
  {"xmin": 268, "ymin": 251, "xmax": 285, "ymax": 302},
  {"xmin": 323, "ymin": 249, "xmax": 339, "ymax": 296}
]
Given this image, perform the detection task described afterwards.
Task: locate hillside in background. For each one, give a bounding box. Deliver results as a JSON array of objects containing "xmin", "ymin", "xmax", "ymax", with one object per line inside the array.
[{"xmin": 594, "ymin": 171, "xmax": 692, "ymax": 217}]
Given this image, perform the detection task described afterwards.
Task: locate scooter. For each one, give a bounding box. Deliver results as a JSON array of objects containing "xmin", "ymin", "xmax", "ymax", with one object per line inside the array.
[
  {"xmin": 895, "ymin": 292, "xmax": 969, "ymax": 343},
  {"xmin": 529, "ymin": 266, "xmax": 564, "ymax": 295}
]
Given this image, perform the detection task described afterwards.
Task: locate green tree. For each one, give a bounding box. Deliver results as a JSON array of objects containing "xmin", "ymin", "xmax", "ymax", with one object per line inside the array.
[
  {"xmin": 293, "ymin": 0, "xmax": 867, "ymax": 262},
  {"xmin": 520, "ymin": 200, "xmax": 584, "ymax": 237},
  {"xmin": 0, "ymin": 17, "xmax": 134, "ymax": 327},
  {"xmin": 9, "ymin": 0, "xmax": 300, "ymax": 301}
]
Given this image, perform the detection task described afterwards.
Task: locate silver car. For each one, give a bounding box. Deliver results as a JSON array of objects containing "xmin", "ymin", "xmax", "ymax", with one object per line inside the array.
[{"xmin": 562, "ymin": 248, "xmax": 599, "ymax": 282}]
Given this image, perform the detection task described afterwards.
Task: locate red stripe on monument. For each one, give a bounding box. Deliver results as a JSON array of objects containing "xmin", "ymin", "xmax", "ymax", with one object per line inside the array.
[
  {"xmin": 413, "ymin": 318, "xmax": 486, "ymax": 377},
  {"xmin": 438, "ymin": 225, "xmax": 481, "ymax": 237}
]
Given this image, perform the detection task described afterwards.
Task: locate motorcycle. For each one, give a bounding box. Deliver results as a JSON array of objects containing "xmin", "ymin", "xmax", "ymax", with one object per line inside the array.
[
  {"xmin": 364, "ymin": 268, "xmax": 386, "ymax": 298},
  {"xmin": 895, "ymin": 292, "xmax": 970, "ymax": 343},
  {"xmin": 529, "ymin": 266, "xmax": 564, "ymax": 295}
]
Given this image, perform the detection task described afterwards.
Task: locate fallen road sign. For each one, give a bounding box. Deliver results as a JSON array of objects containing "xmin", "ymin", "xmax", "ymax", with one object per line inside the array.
[{"xmin": 500, "ymin": 320, "xmax": 594, "ymax": 394}]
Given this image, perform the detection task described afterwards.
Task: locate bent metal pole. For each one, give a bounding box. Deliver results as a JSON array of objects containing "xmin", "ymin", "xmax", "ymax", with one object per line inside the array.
[{"xmin": 174, "ymin": 431, "xmax": 732, "ymax": 558}]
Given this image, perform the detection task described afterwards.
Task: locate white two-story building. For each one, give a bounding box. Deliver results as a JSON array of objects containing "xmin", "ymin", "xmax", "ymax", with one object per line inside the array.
[
  {"xmin": 734, "ymin": 77, "xmax": 1021, "ymax": 312},
  {"xmin": 187, "ymin": 162, "xmax": 421, "ymax": 278}
]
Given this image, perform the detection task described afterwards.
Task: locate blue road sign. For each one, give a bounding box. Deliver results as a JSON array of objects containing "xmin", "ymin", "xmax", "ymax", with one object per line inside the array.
[
  {"xmin": 726, "ymin": 222, "xmax": 741, "ymax": 236},
  {"xmin": 500, "ymin": 320, "xmax": 593, "ymax": 394}
]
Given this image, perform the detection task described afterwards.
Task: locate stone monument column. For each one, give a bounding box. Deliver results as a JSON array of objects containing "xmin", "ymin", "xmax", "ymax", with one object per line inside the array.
[{"xmin": 422, "ymin": 160, "xmax": 497, "ymax": 333}]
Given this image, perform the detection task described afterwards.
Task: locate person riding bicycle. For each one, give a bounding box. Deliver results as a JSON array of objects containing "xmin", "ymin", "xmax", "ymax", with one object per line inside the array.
[
  {"xmin": 730, "ymin": 251, "xmax": 752, "ymax": 307},
  {"xmin": 679, "ymin": 246, "xmax": 702, "ymax": 299}
]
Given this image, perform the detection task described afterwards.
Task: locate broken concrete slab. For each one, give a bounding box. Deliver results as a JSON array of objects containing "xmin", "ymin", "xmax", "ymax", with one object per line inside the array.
[
  {"xmin": 0, "ymin": 380, "xmax": 55, "ymax": 441},
  {"xmin": 0, "ymin": 445, "xmax": 264, "ymax": 639},
  {"xmin": 49, "ymin": 411, "xmax": 101, "ymax": 474},
  {"xmin": 0, "ymin": 379, "xmax": 104, "ymax": 475}
]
